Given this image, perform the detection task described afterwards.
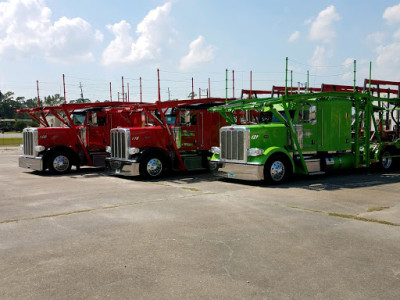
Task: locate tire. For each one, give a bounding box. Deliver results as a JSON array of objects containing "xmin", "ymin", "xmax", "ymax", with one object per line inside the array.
[
  {"xmin": 48, "ymin": 151, "xmax": 72, "ymax": 175},
  {"xmin": 264, "ymin": 154, "xmax": 291, "ymax": 184},
  {"xmin": 139, "ymin": 154, "xmax": 165, "ymax": 179},
  {"xmin": 379, "ymin": 150, "xmax": 394, "ymax": 170}
]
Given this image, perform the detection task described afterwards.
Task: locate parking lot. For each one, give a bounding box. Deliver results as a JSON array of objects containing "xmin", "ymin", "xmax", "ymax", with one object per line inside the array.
[{"xmin": 1, "ymin": 147, "xmax": 399, "ymax": 299}]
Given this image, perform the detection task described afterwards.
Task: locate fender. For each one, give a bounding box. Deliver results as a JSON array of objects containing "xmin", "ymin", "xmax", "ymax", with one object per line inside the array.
[
  {"xmin": 43, "ymin": 146, "xmax": 80, "ymax": 168},
  {"xmin": 263, "ymin": 147, "xmax": 295, "ymax": 173},
  {"xmin": 134, "ymin": 147, "xmax": 171, "ymax": 168}
]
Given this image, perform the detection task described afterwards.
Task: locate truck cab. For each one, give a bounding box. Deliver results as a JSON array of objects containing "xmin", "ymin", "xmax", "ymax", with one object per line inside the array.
[
  {"xmin": 18, "ymin": 103, "xmax": 142, "ymax": 174},
  {"xmin": 209, "ymin": 90, "xmax": 400, "ymax": 184},
  {"xmin": 106, "ymin": 99, "xmax": 227, "ymax": 178}
]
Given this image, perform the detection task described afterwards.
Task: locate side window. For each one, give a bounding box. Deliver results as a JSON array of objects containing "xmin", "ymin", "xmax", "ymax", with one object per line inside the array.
[
  {"xmin": 299, "ymin": 104, "xmax": 317, "ymax": 124},
  {"xmin": 190, "ymin": 112, "xmax": 197, "ymax": 125},
  {"xmin": 309, "ymin": 105, "xmax": 317, "ymax": 124},
  {"xmin": 180, "ymin": 110, "xmax": 191, "ymax": 125}
]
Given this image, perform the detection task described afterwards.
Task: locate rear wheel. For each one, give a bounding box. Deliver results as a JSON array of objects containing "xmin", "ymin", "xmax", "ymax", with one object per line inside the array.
[
  {"xmin": 139, "ymin": 154, "xmax": 165, "ymax": 179},
  {"xmin": 48, "ymin": 151, "xmax": 72, "ymax": 175},
  {"xmin": 380, "ymin": 150, "xmax": 394, "ymax": 170},
  {"xmin": 264, "ymin": 154, "xmax": 291, "ymax": 184}
]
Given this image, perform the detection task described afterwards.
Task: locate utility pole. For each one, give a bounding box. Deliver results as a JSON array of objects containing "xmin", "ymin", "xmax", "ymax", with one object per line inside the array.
[{"xmin": 79, "ymin": 82, "xmax": 84, "ymax": 102}]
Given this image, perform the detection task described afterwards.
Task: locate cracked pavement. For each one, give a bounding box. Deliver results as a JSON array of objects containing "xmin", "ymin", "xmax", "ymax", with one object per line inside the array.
[{"xmin": 1, "ymin": 148, "xmax": 400, "ymax": 299}]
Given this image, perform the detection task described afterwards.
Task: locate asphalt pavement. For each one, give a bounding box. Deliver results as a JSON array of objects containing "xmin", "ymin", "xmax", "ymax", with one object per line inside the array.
[{"xmin": 1, "ymin": 147, "xmax": 399, "ymax": 299}]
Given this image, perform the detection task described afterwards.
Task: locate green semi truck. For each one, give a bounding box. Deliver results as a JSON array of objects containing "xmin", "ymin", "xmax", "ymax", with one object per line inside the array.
[{"xmin": 208, "ymin": 80, "xmax": 400, "ymax": 184}]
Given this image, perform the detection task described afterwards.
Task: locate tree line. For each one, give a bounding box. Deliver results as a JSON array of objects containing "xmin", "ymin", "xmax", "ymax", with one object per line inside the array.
[
  {"xmin": 0, "ymin": 91, "xmax": 91, "ymax": 119},
  {"xmin": 0, "ymin": 91, "xmax": 91, "ymax": 131}
]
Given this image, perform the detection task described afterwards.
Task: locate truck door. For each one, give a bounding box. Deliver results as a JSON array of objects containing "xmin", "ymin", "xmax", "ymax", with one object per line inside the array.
[
  {"xmin": 180, "ymin": 109, "xmax": 199, "ymax": 150},
  {"xmin": 298, "ymin": 103, "xmax": 318, "ymax": 151},
  {"xmin": 87, "ymin": 112, "xmax": 107, "ymax": 150}
]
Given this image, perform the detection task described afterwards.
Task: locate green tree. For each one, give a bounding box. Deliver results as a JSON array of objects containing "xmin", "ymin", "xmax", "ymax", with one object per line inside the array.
[
  {"xmin": 43, "ymin": 94, "xmax": 64, "ymax": 106},
  {"xmin": 14, "ymin": 120, "xmax": 28, "ymax": 132},
  {"xmin": 69, "ymin": 98, "xmax": 91, "ymax": 104},
  {"xmin": 0, "ymin": 91, "xmax": 21, "ymax": 119}
]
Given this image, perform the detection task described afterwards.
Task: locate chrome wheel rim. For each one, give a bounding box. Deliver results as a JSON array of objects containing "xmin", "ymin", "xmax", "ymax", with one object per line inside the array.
[
  {"xmin": 270, "ymin": 161, "xmax": 285, "ymax": 182},
  {"xmin": 53, "ymin": 155, "xmax": 70, "ymax": 173},
  {"xmin": 381, "ymin": 151, "xmax": 392, "ymax": 169},
  {"xmin": 147, "ymin": 158, "xmax": 162, "ymax": 177}
]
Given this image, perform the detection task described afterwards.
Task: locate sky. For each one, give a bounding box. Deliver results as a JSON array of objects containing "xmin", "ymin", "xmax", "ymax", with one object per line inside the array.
[{"xmin": 1, "ymin": 0, "xmax": 400, "ymax": 103}]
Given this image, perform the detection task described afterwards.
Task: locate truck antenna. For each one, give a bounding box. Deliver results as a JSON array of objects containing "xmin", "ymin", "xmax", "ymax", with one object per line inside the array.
[
  {"xmin": 36, "ymin": 80, "xmax": 41, "ymax": 107},
  {"xmin": 353, "ymin": 60, "xmax": 357, "ymax": 92},
  {"xmin": 369, "ymin": 61, "xmax": 372, "ymax": 93},
  {"xmin": 63, "ymin": 74, "xmax": 66, "ymax": 104},
  {"xmin": 225, "ymin": 69, "xmax": 228, "ymax": 104},
  {"xmin": 285, "ymin": 57, "xmax": 288, "ymax": 96}
]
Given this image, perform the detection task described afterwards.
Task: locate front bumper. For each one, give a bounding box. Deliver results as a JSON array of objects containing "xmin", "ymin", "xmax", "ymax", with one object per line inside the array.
[
  {"xmin": 105, "ymin": 158, "xmax": 140, "ymax": 177},
  {"xmin": 19, "ymin": 156, "xmax": 44, "ymax": 171},
  {"xmin": 210, "ymin": 160, "xmax": 264, "ymax": 181}
]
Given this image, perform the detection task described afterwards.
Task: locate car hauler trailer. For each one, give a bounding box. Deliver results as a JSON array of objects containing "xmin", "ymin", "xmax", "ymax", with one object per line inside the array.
[
  {"xmin": 16, "ymin": 101, "xmax": 149, "ymax": 174},
  {"xmin": 208, "ymin": 79, "xmax": 400, "ymax": 184},
  {"xmin": 105, "ymin": 98, "xmax": 229, "ymax": 178}
]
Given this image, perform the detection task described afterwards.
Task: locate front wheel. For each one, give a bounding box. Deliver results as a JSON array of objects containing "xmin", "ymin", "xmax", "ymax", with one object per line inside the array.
[
  {"xmin": 139, "ymin": 154, "xmax": 165, "ymax": 179},
  {"xmin": 48, "ymin": 151, "xmax": 72, "ymax": 175},
  {"xmin": 264, "ymin": 155, "xmax": 291, "ymax": 184}
]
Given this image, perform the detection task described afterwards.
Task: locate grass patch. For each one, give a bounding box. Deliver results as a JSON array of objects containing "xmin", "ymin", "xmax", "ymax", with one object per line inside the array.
[
  {"xmin": 328, "ymin": 212, "xmax": 400, "ymax": 227},
  {"xmin": 0, "ymin": 137, "xmax": 22, "ymax": 147},
  {"xmin": 288, "ymin": 205, "xmax": 400, "ymax": 227},
  {"xmin": 181, "ymin": 187, "xmax": 202, "ymax": 192},
  {"xmin": 367, "ymin": 206, "xmax": 390, "ymax": 212},
  {"xmin": 287, "ymin": 205, "xmax": 324, "ymax": 214}
]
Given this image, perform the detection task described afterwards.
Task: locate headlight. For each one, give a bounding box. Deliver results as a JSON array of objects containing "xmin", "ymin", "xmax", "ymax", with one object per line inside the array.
[
  {"xmin": 211, "ymin": 146, "xmax": 220, "ymax": 154},
  {"xmin": 20, "ymin": 144, "xmax": 24, "ymax": 151},
  {"xmin": 247, "ymin": 148, "xmax": 264, "ymax": 156},
  {"xmin": 128, "ymin": 147, "xmax": 140, "ymax": 155},
  {"xmin": 34, "ymin": 145, "xmax": 46, "ymax": 152},
  {"xmin": 106, "ymin": 146, "xmax": 111, "ymax": 153}
]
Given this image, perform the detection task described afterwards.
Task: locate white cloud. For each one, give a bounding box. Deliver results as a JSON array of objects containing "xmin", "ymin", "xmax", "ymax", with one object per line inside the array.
[
  {"xmin": 383, "ymin": 3, "xmax": 400, "ymax": 25},
  {"xmin": 0, "ymin": 0, "xmax": 102, "ymax": 63},
  {"xmin": 309, "ymin": 5, "xmax": 340, "ymax": 43},
  {"xmin": 366, "ymin": 32, "xmax": 386, "ymax": 45},
  {"xmin": 394, "ymin": 29, "xmax": 400, "ymax": 40},
  {"xmin": 310, "ymin": 45, "xmax": 326, "ymax": 67},
  {"xmin": 179, "ymin": 35, "xmax": 216, "ymax": 70},
  {"xmin": 374, "ymin": 43, "xmax": 400, "ymax": 79},
  {"xmin": 341, "ymin": 57, "xmax": 356, "ymax": 82},
  {"xmin": 102, "ymin": 2, "xmax": 174, "ymax": 66},
  {"xmin": 288, "ymin": 31, "xmax": 300, "ymax": 43}
]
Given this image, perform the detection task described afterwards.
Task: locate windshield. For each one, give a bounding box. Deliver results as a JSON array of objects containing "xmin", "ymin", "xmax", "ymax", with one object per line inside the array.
[
  {"xmin": 259, "ymin": 111, "xmax": 284, "ymax": 124},
  {"xmin": 71, "ymin": 113, "xmax": 86, "ymax": 125},
  {"xmin": 165, "ymin": 115, "xmax": 176, "ymax": 125}
]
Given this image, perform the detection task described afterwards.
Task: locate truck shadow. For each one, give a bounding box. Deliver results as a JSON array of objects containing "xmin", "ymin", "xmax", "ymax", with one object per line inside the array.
[
  {"xmin": 29, "ymin": 167, "xmax": 400, "ymax": 191},
  {"xmin": 30, "ymin": 167, "xmax": 108, "ymax": 178},
  {"xmin": 219, "ymin": 168, "xmax": 400, "ymax": 191}
]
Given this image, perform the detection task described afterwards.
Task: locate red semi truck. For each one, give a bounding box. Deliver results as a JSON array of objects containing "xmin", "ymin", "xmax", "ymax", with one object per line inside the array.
[
  {"xmin": 105, "ymin": 98, "xmax": 229, "ymax": 178},
  {"xmin": 17, "ymin": 101, "xmax": 148, "ymax": 174}
]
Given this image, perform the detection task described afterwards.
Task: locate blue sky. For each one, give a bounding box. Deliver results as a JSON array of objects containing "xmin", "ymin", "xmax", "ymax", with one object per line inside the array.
[{"xmin": 1, "ymin": 0, "xmax": 400, "ymax": 102}]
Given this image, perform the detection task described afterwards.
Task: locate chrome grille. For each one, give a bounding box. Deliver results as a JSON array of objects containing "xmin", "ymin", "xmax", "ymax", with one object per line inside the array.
[
  {"xmin": 220, "ymin": 126, "xmax": 249, "ymax": 162},
  {"xmin": 110, "ymin": 128, "xmax": 130, "ymax": 159},
  {"xmin": 22, "ymin": 128, "xmax": 38, "ymax": 156}
]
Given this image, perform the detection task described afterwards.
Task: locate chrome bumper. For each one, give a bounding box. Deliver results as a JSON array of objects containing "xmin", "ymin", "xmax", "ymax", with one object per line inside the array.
[
  {"xmin": 211, "ymin": 161, "xmax": 264, "ymax": 181},
  {"xmin": 106, "ymin": 158, "xmax": 140, "ymax": 177},
  {"xmin": 19, "ymin": 156, "xmax": 44, "ymax": 171}
]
